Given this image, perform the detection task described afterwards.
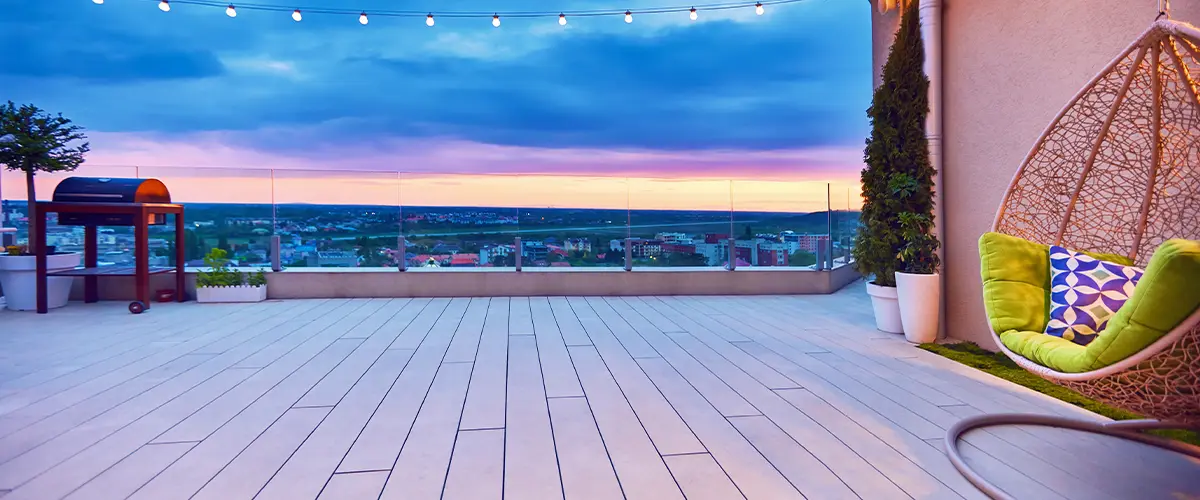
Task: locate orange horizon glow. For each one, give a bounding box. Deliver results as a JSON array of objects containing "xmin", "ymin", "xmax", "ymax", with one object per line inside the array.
[{"xmin": 2, "ymin": 167, "xmax": 862, "ymax": 213}]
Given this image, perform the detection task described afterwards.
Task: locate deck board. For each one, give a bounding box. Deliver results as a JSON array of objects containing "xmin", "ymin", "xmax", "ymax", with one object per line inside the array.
[{"xmin": 0, "ymin": 286, "xmax": 1194, "ymax": 500}]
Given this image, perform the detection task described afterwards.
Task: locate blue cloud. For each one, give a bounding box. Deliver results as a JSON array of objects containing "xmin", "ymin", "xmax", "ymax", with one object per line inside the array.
[{"xmin": 1, "ymin": 0, "xmax": 872, "ymax": 154}]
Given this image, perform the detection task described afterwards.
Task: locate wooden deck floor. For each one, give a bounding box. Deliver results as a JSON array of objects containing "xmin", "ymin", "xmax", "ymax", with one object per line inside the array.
[{"xmin": 0, "ymin": 284, "xmax": 1196, "ymax": 499}]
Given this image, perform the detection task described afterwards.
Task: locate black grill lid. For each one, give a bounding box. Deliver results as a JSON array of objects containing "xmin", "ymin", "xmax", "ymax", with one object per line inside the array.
[{"xmin": 52, "ymin": 177, "xmax": 171, "ymax": 204}]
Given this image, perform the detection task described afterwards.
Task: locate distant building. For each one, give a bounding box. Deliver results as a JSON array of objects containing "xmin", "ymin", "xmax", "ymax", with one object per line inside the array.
[
  {"xmin": 523, "ymin": 241, "xmax": 549, "ymax": 262},
  {"xmin": 610, "ymin": 238, "xmax": 663, "ymax": 258},
  {"xmin": 564, "ymin": 238, "xmax": 592, "ymax": 253},
  {"xmin": 655, "ymin": 232, "xmax": 693, "ymax": 244},
  {"xmin": 661, "ymin": 243, "xmax": 696, "ymax": 255},
  {"xmin": 431, "ymin": 243, "xmax": 460, "ymax": 254},
  {"xmin": 735, "ymin": 239, "xmax": 792, "ymax": 266},
  {"xmin": 694, "ymin": 241, "xmax": 728, "ymax": 266},
  {"xmin": 308, "ymin": 250, "xmax": 358, "ymax": 267},
  {"xmin": 449, "ymin": 254, "xmax": 479, "ymax": 267},
  {"xmin": 788, "ymin": 234, "xmax": 830, "ymax": 253},
  {"xmin": 704, "ymin": 233, "xmax": 730, "ymax": 244},
  {"xmin": 479, "ymin": 244, "xmax": 515, "ymax": 265}
]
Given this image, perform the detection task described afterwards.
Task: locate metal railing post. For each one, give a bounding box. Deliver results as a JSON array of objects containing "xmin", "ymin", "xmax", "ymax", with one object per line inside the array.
[
  {"xmin": 397, "ymin": 235, "xmax": 407, "ymax": 271},
  {"xmin": 624, "ymin": 237, "xmax": 633, "ymax": 272},
  {"xmin": 270, "ymin": 235, "xmax": 282, "ymax": 272},
  {"xmin": 514, "ymin": 236, "xmax": 522, "ymax": 272},
  {"xmin": 726, "ymin": 237, "xmax": 737, "ymax": 270}
]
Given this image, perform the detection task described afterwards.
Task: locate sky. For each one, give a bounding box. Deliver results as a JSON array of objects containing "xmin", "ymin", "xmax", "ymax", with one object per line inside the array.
[{"xmin": 1, "ymin": 0, "xmax": 871, "ymax": 210}]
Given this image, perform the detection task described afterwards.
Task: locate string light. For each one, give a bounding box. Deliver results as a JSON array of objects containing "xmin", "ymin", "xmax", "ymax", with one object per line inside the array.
[
  {"xmin": 108, "ymin": 0, "xmax": 804, "ymax": 25},
  {"xmin": 359, "ymin": 12, "xmax": 368, "ymax": 25}
]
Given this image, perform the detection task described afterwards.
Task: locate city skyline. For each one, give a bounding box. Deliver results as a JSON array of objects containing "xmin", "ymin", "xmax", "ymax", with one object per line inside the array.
[{"xmin": 1, "ymin": 0, "xmax": 872, "ymax": 203}]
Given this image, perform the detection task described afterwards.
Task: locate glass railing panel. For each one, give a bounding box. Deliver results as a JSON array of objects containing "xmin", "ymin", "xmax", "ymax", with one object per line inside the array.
[
  {"xmin": 400, "ymin": 173, "xmax": 520, "ymax": 269},
  {"xmin": 515, "ymin": 174, "xmax": 628, "ymax": 269},
  {"xmin": 731, "ymin": 180, "xmax": 833, "ymax": 269},
  {"xmin": 270, "ymin": 169, "xmax": 400, "ymax": 269},
  {"xmin": 135, "ymin": 166, "xmax": 274, "ymax": 267},
  {"xmin": 138, "ymin": 166, "xmax": 274, "ymax": 267},
  {"xmin": 625, "ymin": 178, "xmax": 732, "ymax": 268},
  {"xmin": 1, "ymin": 165, "xmax": 138, "ymax": 251},
  {"xmin": 830, "ymin": 182, "xmax": 861, "ymax": 268}
]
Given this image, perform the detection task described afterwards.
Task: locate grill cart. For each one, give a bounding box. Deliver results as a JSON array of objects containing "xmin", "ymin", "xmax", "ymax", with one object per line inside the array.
[{"xmin": 32, "ymin": 177, "xmax": 186, "ymax": 314}]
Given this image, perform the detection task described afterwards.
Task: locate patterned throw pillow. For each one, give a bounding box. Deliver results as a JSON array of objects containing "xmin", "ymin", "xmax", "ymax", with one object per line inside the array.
[{"xmin": 1045, "ymin": 246, "xmax": 1144, "ymax": 345}]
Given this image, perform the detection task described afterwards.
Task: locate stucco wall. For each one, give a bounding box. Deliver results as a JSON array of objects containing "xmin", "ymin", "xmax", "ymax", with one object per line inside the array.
[
  {"xmin": 939, "ymin": 1, "xmax": 1200, "ymax": 347},
  {"xmin": 870, "ymin": 3, "xmax": 902, "ymax": 88}
]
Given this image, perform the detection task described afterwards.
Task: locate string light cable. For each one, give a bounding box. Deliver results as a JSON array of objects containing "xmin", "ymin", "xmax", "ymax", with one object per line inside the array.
[{"xmin": 100, "ymin": 0, "xmax": 803, "ymax": 24}]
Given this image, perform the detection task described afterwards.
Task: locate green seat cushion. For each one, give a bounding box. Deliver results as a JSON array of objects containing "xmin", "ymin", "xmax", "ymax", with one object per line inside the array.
[{"xmin": 980, "ymin": 233, "xmax": 1200, "ymax": 373}]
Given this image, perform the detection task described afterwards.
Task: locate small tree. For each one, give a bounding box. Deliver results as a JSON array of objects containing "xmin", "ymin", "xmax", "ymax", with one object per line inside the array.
[
  {"xmin": 0, "ymin": 102, "xmax": 89, "ymax": 254},
  {"xmin": 852, "ymin": 2, "xmax": 936, "ymax": 286}
]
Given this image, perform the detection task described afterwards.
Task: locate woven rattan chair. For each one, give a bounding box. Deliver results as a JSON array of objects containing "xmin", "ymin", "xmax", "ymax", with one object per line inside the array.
[{"xmin": 946, "ymin": 16, "xmax": 1200, "ymax": 500}]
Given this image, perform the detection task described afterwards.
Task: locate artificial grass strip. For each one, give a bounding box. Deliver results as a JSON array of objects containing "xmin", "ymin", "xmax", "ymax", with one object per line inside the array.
[{"xmin": 918, "ymin": 342, "xmax": 1200, "ymax": 446}]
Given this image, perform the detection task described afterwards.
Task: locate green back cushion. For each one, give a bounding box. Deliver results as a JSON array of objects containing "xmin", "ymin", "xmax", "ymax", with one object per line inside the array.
[
  {"xmin": 979, "ymin": 233, "xmax": 1199, "ymax": 373},
  {"xmin": 978, "ymin": 234, "xmax": 1131, "ymax": 335}
]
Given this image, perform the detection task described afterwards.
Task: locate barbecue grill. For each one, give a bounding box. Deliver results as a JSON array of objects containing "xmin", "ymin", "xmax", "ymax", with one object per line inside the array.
[
  {"xmin": 33, "ymin": 177, "xmax": 186, "ymax": 314},
  {"xmin": 52, "ymin": 177, "xmax": 171, "ymax": 226}
]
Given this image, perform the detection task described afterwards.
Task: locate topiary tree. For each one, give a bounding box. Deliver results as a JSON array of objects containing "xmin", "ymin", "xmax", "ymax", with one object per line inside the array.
[
  {"xmin": 0, "ymin": 102, "xmax": 89, "ymax": 254},
  {"xmin": 852, "ymin": 1, "xmax": 936, "ymax": 286}
]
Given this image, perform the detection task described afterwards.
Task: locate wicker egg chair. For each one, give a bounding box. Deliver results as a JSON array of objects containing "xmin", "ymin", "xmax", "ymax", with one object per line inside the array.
[{"xmin": 946, "ymin": 16, "xmax": 1200, "ymax": 500}]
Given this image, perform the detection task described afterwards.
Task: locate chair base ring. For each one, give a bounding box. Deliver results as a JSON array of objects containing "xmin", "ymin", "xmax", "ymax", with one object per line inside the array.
[{"xmin": 945, "ymin": 413, "xmax": 1200, "ymax": 500}]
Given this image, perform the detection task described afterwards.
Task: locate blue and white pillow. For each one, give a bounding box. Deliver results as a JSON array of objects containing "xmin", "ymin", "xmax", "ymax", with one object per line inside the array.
[{"xmin": 1046, "ymin": 246, "xmax": 1143, "ymax": 346}]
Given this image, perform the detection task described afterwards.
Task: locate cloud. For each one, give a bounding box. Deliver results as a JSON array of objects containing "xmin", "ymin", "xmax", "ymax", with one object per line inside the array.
[{"xmin": 0, "ymin": 0, "xmax": 873, "ymax": 177}]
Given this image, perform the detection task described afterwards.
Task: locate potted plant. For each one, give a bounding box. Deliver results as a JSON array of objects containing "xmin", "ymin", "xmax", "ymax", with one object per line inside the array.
[
  {"xmin": 195, "ymin": 248, "xmax": 267, "ymax": 303},
  {"xmin": 0, "ymin": 102, "xmax": 89, "ymax": 311},
  {"xmin": 852, "ymin": 2, "xmax": 931, "ymax": 334},
  {"xmin": 896, "ymin": 212, "xmax": 940, "ymax": 343}
]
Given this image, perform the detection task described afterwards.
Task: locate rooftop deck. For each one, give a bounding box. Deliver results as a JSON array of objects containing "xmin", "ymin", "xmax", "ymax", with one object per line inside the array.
[{"xmin": 0, "ymin": 284, "xmax": 1196, "ymax": 499}]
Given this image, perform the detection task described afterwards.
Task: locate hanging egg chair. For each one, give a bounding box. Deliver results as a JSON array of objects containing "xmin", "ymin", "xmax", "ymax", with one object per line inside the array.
[{"xmin": 946, "ymin": 14, "xmax": 1200, "ymax": 500}]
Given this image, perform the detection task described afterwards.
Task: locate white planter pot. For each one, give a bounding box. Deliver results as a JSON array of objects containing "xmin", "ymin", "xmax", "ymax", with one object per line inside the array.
[
  {"xmin": 865, "ymin": 281, "xmax": 904, "ymax": 334},
  {"xmin": 0, "ymin": 253, "xmax": 82, "ymax": 311},
  {"xmin": 196, "ymin": 285, "xmax": 267, "ymax": 303},
  {"xmin": 896, "ymin": 271, "xmax": 941, "ymax": 344}
]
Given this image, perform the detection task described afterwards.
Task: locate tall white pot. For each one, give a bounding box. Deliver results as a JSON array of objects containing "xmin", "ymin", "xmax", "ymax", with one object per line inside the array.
[
  {"xmin": 865, "ymin": 281, "xmax": 904, "ymax": 334},
  {"xmin": 896, "ymin": 271, "xmax": 940, "ymax": 344},
  {"xmin": 0, "ymin": 253, "xmax": 81, "ymax": 311}
]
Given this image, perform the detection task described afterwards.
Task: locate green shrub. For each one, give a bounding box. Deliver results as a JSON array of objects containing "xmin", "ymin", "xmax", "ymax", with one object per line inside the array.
[
  {"xmin": 247, "ymin": 269, "xmax": 268, "ymax": 287},
  {"xmin": 196, "ymin": 248, "xmax": 244, "ymax": 288}
]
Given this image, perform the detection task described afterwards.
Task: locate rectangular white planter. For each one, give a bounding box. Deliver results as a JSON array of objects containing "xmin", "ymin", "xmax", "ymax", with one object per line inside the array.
[{"xmin": 196, "ymin": 285, "xmax": 267, "ymax": 303}]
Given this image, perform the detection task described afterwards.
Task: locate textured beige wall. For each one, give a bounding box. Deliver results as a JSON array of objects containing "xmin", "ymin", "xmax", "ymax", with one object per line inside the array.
[
  {"xmin": 870, "ymin": 3, "xmax": 903, "ymax": 87},
  {"xmin": 939, "ymin": 1, "xmax": 1200, "ymax": 347}
]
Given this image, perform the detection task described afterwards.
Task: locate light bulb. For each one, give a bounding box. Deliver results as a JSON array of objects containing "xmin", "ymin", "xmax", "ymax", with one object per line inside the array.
[
  {"xmin": 492, "ymin": 15, "xmax": 500, "ymax": 27},
  {"xmin": 359, "ymin": 12, "xmax": 368, "ymax": 25},
  {"xmin": 558, "ymin": 13, "xmax": 567, "ymax": 25},
  {"xmin": 624, "ymin": 10, "xmax": 632, "ymax": 23},
  {"xmin": 159, "ymin": 0, "xmax": 170, "ymax": 12},
  {"xmin": 689, "ymin": 7, "xmax": 697, "ymax": 20},
  {"xmin": 226, "ymin": 4, "xmax": 236, "ymax": 17},
  {"xmin": 755, "ymin": 2, "xmax": 764, "ymax": 15},
  {"xmin": 92, "ymin": 0, "xmax": 103, "ymax": 5},
  {"xmin": 426, "ymin": 14, "xmax": 434, "ymax": 26},
  {"xmin": 292, "ymin": 9, "xmax": 301, "ymax": 21}
]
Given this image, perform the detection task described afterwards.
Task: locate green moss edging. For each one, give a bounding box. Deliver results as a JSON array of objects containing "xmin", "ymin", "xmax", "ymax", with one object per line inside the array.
[{"xmin": 918, "ymin": 342, "xmax": 1199, "ymax": 446}]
